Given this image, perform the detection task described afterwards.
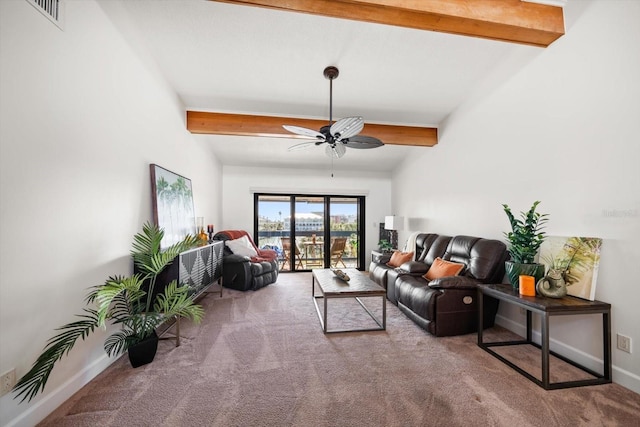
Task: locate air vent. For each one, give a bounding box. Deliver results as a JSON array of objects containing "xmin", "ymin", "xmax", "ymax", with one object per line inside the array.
[{"xmin": 26, "ymin": 0, "xmax": 64, "ymax": 30}]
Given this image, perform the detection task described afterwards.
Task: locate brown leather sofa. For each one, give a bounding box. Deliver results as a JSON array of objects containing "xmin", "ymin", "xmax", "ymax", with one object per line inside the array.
[{"xmin": 369, "ymin": 233, "xmax": 508, "ymax": 336}]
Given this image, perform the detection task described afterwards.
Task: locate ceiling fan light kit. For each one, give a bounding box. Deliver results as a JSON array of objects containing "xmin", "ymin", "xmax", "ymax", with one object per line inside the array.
[{"xmin": 283, "ymin": 66, "xmax": 384, "ymax": 158}]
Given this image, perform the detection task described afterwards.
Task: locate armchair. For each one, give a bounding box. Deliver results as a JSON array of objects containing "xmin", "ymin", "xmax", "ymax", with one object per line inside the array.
[{"xmin": 212, "ymin": 230, "xmax": 279, "ymax": 291}]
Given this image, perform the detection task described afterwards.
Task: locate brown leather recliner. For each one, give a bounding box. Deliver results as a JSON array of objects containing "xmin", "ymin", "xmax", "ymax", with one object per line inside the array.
[{"xmin": 369, "ymin": 233, "xmax": 508, "ymax": 336}]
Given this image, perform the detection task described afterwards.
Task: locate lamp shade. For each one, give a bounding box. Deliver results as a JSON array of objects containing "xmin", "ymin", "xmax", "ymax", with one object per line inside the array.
[{"xmin": 384, "ymin": 216, "xmax": 404, "ymax": 231}]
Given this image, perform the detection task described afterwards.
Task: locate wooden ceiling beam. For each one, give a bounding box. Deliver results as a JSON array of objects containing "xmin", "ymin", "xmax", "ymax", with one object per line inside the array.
[
  {"xmin": 211, "ymin": 0, "xmax": 564, "ymax": 47},
  {"xmin": 187, "ymin": 111, "xmax": 438, "ymax": 147}
]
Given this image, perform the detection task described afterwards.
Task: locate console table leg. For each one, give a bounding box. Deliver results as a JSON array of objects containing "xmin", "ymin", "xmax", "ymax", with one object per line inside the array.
[
  {"xmin": 175, "ymin": 316, "xmax": 180, "ymax": 347},
  {"xmin": 477, "ymin": 289, "xmax": 484, "ymax": 345},
  {"xmin": 541, "ymin": 313, "xmax": 550, "ymax": 388},
  {"xmin": 603, "ymin": 311, "xmax": 612, "ymax": 380}
]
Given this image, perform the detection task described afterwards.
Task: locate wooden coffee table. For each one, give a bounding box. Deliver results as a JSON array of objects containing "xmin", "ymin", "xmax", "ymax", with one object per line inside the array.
[{"xmin": 312, "ymin": 268, "xmax": 386, "ymax": 333}]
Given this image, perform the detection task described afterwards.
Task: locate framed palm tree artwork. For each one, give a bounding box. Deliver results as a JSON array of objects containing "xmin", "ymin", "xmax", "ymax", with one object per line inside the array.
[
  {"xmin": 150, "ymin": 164, "xmax": 195, "ymax": 249},
  {"xmin": 538, "ymin": 236, "xmax": 603, "ymax": 301}
]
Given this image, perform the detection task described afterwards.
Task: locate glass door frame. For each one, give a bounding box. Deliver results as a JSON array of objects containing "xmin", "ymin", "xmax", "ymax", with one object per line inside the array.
[{"xmin": 254, "ymin": 193, "xmax": 366, "ymax": 272}]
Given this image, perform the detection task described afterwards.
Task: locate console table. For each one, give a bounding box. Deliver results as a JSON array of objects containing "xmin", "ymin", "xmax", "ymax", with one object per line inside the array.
[
  {"xmin": 155, "ymin": 241, "xmax": 224, "ymax": 346},
  {"xmin": 477, "ymin": 283, "xmax": 611, "ymax": 390}
]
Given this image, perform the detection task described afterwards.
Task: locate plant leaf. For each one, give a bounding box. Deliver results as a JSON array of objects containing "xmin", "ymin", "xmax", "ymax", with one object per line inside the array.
[{"xmin": 12, "ymin": 310, "xmax": 99, "ymax": 403}]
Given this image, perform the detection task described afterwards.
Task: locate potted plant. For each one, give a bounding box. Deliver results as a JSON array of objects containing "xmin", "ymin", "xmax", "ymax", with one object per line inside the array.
[
  {"xmin": 12, "ymin": 222, "xmax": 204, "ymax": 403},
  {"xmin": 378, "ymin": 239, "xmax": 393, "ymax": 253},
  {"xmin": 502, "ymin": 201, "xmax": 548, "ymax": 288}
]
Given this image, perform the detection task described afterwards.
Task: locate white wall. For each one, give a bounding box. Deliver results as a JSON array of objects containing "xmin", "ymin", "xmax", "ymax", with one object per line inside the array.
[
  {"xmin": 221, "ymin": 166, "xmax": 391, "ymax": 259},
  {"xmin": 0, "ymin": 1, "xmax": 222, "ymax": 425},
  {"xmin": 392, "ymin": 0, "xmax": 640, "ymax": 393}
]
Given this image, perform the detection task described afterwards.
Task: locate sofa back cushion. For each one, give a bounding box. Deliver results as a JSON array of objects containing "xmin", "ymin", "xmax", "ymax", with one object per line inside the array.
[
  {"xmin": 416, "ymin": 234, "xmax": 451, "ymax": 265},
  {"xmin": 415, "ymin": 233, "xmax": 438, "ymax": 259},
  {"xmin": 443, "ymin": 235, "xmax": 508, "ymax": 283}
]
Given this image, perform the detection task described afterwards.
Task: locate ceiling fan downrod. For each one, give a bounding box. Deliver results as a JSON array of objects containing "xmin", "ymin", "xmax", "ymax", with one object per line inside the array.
[{"xmin": 324, "ymin": 66, "xmax": 339, "ymax": 125}]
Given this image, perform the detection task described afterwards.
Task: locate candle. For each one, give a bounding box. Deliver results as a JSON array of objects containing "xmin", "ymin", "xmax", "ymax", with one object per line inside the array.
[
  {"xmin": 519, "ymin": 275, "xmax": 536, "ymax": 296},
  {"xmin": 207, "ymin": 224, "xmax": 214, "ymax": 233}
]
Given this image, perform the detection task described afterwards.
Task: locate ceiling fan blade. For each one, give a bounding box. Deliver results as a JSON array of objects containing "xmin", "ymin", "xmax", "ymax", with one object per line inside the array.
[
  {"xmin": 283, "ymin": 125, "xmax": 325, "ymax": 140},
  {"xmin": 325, "ymin": 143, "xmax": 346, "ymax": 159},
  {"xmin": 330, "ymin": 116, "xmax": 364, "ymax": 141},
  {"xmin": 345, "ymin": 135, "xmax": 384, "ymax": 149},
  {"xmin": 287, "ymin": 141, "xmax": 317, "ymax": 151}
]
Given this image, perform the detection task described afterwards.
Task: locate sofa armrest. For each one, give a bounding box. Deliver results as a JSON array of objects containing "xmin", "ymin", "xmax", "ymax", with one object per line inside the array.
[
  {"xmin": 224, "ymin": 254, "xmax": 251, "ymax": 263},
  {"xmin": 399, "ymin": 261, "xmax": 429, "ymax": 274},
  {"xmin": 428, "ymin": 276, "xmax": 480, "ymax": 290},
  {"xmin": 256, "ymin": 248, "xmax": 278, "ymax": 261}
]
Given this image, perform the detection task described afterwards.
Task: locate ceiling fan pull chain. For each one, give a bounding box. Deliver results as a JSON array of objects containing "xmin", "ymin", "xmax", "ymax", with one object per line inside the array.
[{"xmin": 331, "ymin": 153, "xmax": 334, "ymax": 177}]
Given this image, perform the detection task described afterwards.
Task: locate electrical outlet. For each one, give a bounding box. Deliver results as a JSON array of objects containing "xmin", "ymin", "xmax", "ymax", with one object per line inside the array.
[
  {"xmin": 0, "ymin": 368, "xmax": 16, "ymax": 397},
  {"xmin": 617, "ymin": 334, "xmax": 632, "ymax": 353}
]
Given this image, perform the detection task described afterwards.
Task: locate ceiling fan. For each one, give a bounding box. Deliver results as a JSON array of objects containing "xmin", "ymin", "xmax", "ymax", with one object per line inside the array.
[{"xmin": 283, "ymin": 66, "xmax": 384, "ymax": 159}]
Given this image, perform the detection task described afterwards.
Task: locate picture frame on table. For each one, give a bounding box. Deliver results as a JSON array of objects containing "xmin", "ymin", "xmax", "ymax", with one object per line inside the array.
[{"xmin": 538, "ymin": 236, "xmax": 602, "ymax": 301}]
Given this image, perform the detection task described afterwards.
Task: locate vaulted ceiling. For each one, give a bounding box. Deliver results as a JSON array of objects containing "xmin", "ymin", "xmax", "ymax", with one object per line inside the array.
[{"xmin": 107, "ymin": 0, "xmax": 565, "ymax": 172}]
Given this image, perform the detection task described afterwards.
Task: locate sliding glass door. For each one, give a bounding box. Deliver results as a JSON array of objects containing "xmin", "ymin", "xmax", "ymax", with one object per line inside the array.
[
  {"xmin": 294, "ymin": 196, "xmax": 325, "ymax": 269},
  {"xmin": 255, "ymin": 194, "xmax": 364, "ymax": 272},
  {"xmin": 328, "ymin": 197, "xmax": 360, "ymax": 270}
]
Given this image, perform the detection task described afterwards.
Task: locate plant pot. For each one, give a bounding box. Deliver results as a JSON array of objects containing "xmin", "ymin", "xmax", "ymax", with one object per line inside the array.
[
  {"xmin": 505, "ymin": 261, "xmax": 545, "ymax": 289},
  {"xmin": 127, "ymin": 331, "xmax": 158, "ymax": 368}
]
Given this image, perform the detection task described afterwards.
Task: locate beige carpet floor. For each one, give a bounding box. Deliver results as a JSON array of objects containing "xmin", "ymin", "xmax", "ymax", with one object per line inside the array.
[{"xmin": 39, "ymin": 272, "xmax": 640, "ymax": 426}]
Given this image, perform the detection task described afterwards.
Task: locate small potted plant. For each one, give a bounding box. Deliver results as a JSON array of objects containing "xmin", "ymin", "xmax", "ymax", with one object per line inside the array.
[
  {"xmin": 378, "ymin": 239, "xmax": 393, "ymax": 253},
  {"xmin": 12, "ymin": 222, "xmax": 204, "ymax": 403},
  {"xmin": 502, "ymin": 201, "xmax": 548, "ymax": 288}
]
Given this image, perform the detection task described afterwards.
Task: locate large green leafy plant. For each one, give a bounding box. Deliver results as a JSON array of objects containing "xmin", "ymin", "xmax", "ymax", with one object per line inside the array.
[
  {"xmin": 502, "ymin": 201, "xmax": 549, "ymax": 264},
  {"xmin": 13, "ymin": 222, "xmax": 203, "ymax": 403}
]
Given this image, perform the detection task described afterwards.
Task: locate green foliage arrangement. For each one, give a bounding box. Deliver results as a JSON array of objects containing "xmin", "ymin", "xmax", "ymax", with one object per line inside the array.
[
  {"xmin": 13, "ymin": 222, "xmax": 203, "ymax": 403},
  {"xmin": 502, "ymin": 201, "xmax": 549, "ymax": 264},
  {"xmin": 378, "ymin": 239, "xmax": 393, "ymax": 251}
]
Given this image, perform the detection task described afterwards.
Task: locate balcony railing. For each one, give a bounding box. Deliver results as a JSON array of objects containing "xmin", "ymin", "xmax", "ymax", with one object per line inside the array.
[{"xmin": 257, "ymin": 230, "xmax": 359, "ymax": 270}]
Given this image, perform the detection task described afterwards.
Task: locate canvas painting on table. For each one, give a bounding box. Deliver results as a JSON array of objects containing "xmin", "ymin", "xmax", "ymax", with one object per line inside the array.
[
  {"xmin": 150, "ymin": 164, "xmax": 195, "ymax": 249},
  {"xmin": 537, "ymin": 236, "xmax": 603, "ymax": 301}
]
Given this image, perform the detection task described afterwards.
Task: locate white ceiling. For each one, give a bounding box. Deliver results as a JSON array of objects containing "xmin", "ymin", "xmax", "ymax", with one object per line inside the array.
[{"xmin": 107, "ymin": 0, "xmax": 548, "ymax": 172}]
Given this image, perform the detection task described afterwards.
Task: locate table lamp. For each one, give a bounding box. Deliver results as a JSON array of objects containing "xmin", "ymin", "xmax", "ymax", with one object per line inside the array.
[{"xmin": 384, "ymin": 215, "xmax": 404, "ymax": 250}]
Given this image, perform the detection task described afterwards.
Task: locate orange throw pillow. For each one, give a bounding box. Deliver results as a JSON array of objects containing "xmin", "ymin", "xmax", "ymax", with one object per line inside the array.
[
  {"xmin": 386, "ymin": 251, "xmax": 414, "ymax": 268},
  {"xmin": 423, "ymin": 257, "xmax": 465, "ymax": 281}
]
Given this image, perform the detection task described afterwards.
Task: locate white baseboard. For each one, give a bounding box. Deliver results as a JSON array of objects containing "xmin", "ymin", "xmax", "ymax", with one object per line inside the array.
[
  {"xmin": 495, "ymin": 314, "xmax": 640, "ymax": 395},
  {"xmin": 2, "ymin": 354, "xmax": 116, "ymax": 427}
]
